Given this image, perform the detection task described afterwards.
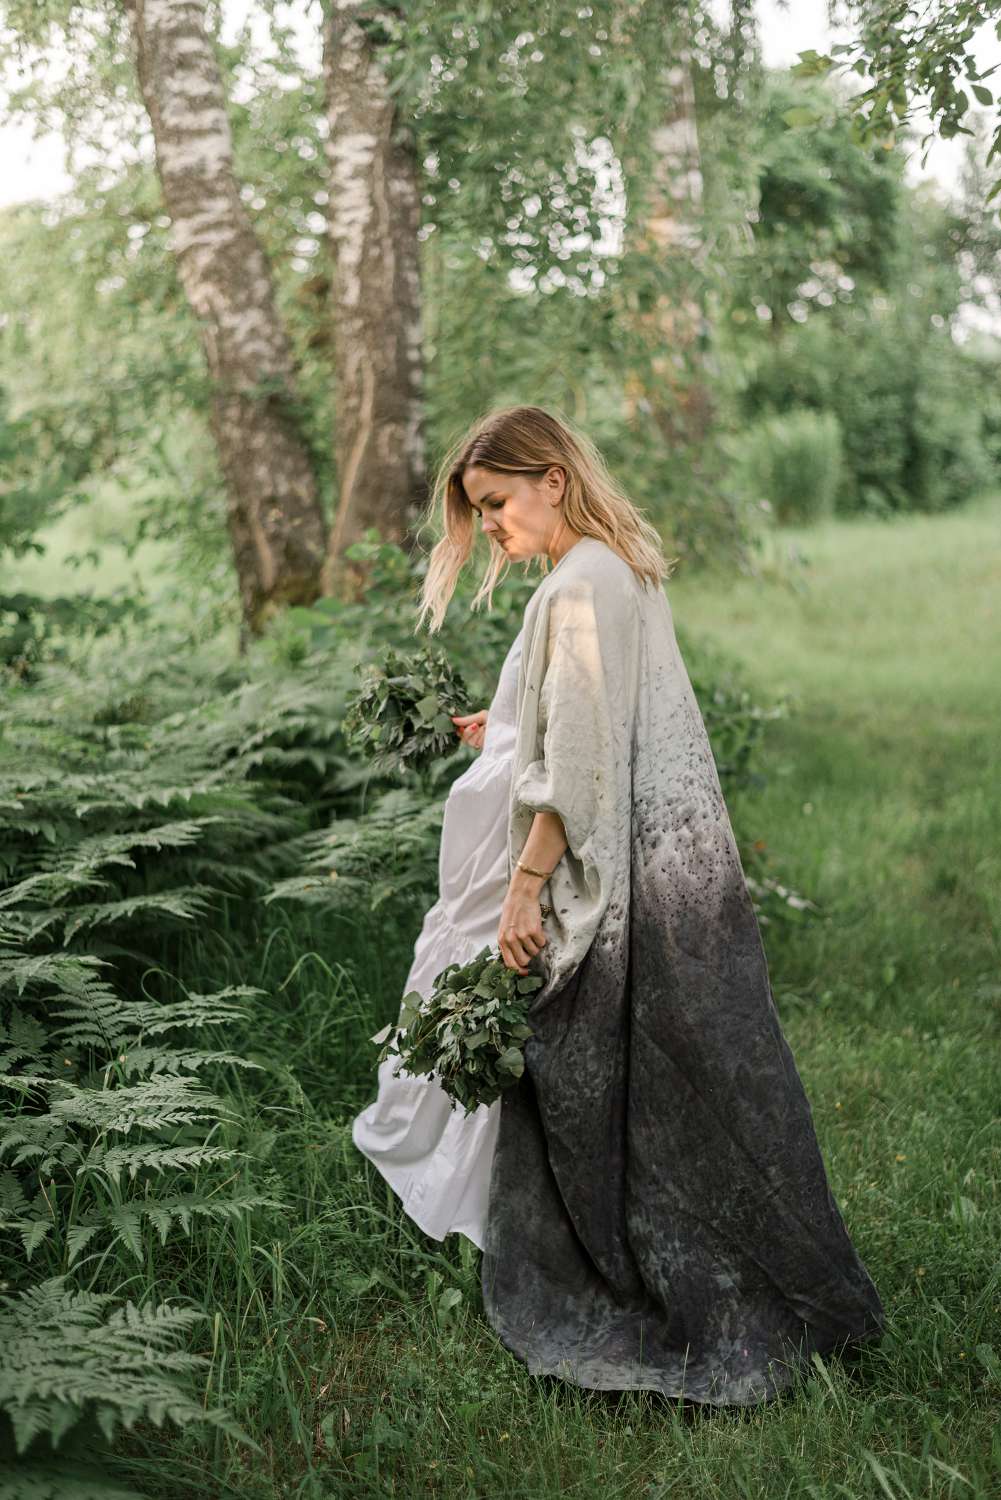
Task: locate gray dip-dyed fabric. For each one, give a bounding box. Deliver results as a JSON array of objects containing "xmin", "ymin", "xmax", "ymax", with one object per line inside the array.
[{"xmin": 481, "ymin": 536, "xmax": 884, "ymax": 1405}]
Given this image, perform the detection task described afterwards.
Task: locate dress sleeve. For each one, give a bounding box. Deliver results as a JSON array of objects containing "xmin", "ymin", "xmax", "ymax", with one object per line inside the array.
[{"xmin": 511, "ymin": 578, "xmax": 638, "ymax": 876}]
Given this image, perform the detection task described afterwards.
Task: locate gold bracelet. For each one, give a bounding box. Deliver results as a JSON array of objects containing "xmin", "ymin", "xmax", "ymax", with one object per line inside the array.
[{"xmin": 516, "ymin": 858, "xmax": 554, "ymax": 880}]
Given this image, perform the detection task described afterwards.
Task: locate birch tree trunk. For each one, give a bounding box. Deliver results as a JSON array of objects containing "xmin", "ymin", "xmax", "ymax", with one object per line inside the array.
[
  {"xmin": 321, "ymin": 1, "xmax": 427, "ymax": 598},
  {"xmin": 621, "ymin": 43, "xmax": 714, "ymax": 448},
  {"xmin": 126, "ymin": 0, "xmax": 328, "ymax": 637}
]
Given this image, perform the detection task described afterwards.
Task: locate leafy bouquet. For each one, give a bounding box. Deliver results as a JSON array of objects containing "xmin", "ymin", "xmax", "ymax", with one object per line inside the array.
[
  {"xmin": 342, "ymin": 643, "xmax": 471, "ymax": 776},
  {"xmin": 370, "ymin": 946, "xmax": 543, "ymax": 1115}
]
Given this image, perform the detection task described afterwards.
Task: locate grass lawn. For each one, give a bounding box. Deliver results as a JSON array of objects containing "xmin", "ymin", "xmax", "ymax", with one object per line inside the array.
[{"xmin": 117, "ymin": 493, "xmax": 1001, "ymax": 1499}]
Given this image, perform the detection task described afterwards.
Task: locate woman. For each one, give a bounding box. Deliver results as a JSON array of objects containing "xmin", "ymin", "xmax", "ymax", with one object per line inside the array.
[{"xmin": 353, "ymin": 404, "xmax": 884, "ymax": 1405}]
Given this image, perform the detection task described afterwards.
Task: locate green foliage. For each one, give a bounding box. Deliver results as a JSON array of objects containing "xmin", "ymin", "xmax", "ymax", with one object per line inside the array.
[
  {"xmin": 264, "ymin": 786, "xmax": 444, "ymax": 918},
  {"xmin": 3, "ymin": 2, "xmax": 997, "ymax": 604},
  {"xmin": 910, "ymin": 338, "xmax": 1000, "ymax": 511},
  {"xmin": 270, "ymin": 532, "xmax": 534, "ymax": 711},
  {"xmin": 791, "ymin": 3, "xmax": 1001, "ymax": 204},
  {"xmin": 729, "ymin": 71, "xmax": 905, "ymax": 328},
  {"xmin": 0, "ymin": 929, "xmax": 279, "ymax": 1285},
  {"xmin": 374, "ymin": 945, "xmax": 542, "ymax": 1117},
  {"xmin": 0, "ymin": 931, "xmax": 270, "ymax": 1472},
  {"xmin": 738, "ymin": 308, "xmax": 995, "ymax": 516},
  {"xmin": 0, "ymin": 592, "xmax": 147, "ymax": 679},
  {"xmin": 730, "ymin": 407, "xmax": 844, "ymax": 525},
  {"xmin": 677, "ymin": 622, "xmax": 788, "ymax": 795},
  {"xmin": 0, "ymin": 1275, "xmax": 252, "ymax": 1455},
  {"xmin": 0, "ymin": 618, "xmax": 370, "ymax": 1477},
  {"xmin": 713, "ymin": 67, "xmax": 999, "ymax": 522},
  {"xmin": 342, "ymin": 643, "xmax": 472, "ymax": 778}
]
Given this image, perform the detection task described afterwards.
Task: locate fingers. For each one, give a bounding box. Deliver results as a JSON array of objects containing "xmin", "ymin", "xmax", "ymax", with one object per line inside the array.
[
  {"xmin": 451, "ymin": 710, "xmax": 487, "ymax": 750},
  {"xmin": 499, "ymin": 941, "xmax": 529, "ymax": 976},
  {"xmin": 498, "ymin": 927, "xmax": 547, "ymax": 974}
]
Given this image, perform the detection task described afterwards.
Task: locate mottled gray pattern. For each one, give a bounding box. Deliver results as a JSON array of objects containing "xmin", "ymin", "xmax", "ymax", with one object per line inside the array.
[{"xmin": 482, "ymin": 538, "xmax": 884, "ymax": 1404}]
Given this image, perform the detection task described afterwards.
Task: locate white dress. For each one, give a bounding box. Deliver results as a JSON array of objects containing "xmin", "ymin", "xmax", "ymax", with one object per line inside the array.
[{"xmin": 350, "ymin": 626, "xmax": 525, "ymax": 1250}]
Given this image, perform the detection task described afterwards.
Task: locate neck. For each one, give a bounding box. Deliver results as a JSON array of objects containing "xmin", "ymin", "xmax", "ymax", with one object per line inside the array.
[{"xmin": 547, "ymin": 513, "xmax": 583, "ymax": 567}]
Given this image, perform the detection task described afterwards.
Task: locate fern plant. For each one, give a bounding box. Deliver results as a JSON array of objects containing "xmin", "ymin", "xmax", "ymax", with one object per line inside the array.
[
  {"xmin": 264, "ymin": 785, "xmax": 444, "ymax": 917},
  {"xmin": 0, "ymin": 936, "xmax": 280, "ymax": 1272},
  {"xmin": 0, "ymin": 917, "xmax": 279, "ymax": 1472},
  {"xmin": 0, "ymin": 1275, "xmax": 255, "ymax": 1455}
]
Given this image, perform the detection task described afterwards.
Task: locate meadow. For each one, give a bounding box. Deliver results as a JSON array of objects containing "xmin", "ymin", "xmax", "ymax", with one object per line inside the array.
[
  {"xmin": 82, "ymin": 491, "xmax": 999, "ymax": 1500},
  {"xmin": 4, "ymin": 4, "xmax": 1001, "ymax": 1494}
]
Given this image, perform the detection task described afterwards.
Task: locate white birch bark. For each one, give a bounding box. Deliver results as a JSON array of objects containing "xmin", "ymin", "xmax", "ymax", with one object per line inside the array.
[
  {"xmin": 320, "ymin": 1, "xmax": 427, "ymax": 595},
  {"xmin": 125, "ymin": 0, "xmax": 328, "ymax": 635}
]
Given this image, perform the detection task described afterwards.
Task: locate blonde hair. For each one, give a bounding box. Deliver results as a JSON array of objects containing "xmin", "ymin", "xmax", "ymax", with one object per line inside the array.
[{"xmin": 414, "ymin": 404, "xmax": 674, "ymax": 634}]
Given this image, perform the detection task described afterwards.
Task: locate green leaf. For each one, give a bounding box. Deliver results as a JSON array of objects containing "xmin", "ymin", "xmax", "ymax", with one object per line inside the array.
[
  {"xmin": 781, "ymin": 107, "xmax": 821, "ymax": 129},
  {"xmin": 498, "ymin": 1047, "xmax": 525, "ymax": 1077},
  {"xmin": 19, "ymin": 1219, "xmax": 52, "ymax": 1258}
]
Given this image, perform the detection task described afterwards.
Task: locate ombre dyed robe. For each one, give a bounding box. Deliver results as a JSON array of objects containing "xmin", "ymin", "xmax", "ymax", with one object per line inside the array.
[{"xmin": 481, "ymin": 536, "xmax": 884, "ymax": 1404}]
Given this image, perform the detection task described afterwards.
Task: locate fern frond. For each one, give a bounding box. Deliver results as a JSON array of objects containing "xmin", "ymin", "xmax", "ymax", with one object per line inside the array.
[
  {"xmin": 0, "ymin": 871, "xmax": 113, "ymax": 914},
  {"xmin": 38, "ymin": 977, "xmax": 260, "ymax": 1054},
  {"xmin": 0, "ymin": 948, "xmax": 109, "ymax": 999},
  {"xmin": 40, "ymin": 819, "xmax": 227, "ymax": 875},
  {"xmin": 9, "ymin": 889, "xmax": 215, "ymax": 944},
  {"xmin": 0, "ymin": 1168, "xmax": 29, "ymax": 1212},
  {"xmin": 0, "ymin": 1006, "xmax": 53, "ymax": 1072},
  {"xmin": 264, "ymin": 785, "xmax": 443, "ymax": 915},
  {"xmin": 96, "ymin": 1143, "xmax": 244, "ymax": 1181},
  {"xmin": 0, "ymin": 1455, "xmax": 147, "ymax": 1498},
  {"xmin": 46, "ymin": 1075, "xmax": 235, "ymax": 1134},
  {"xmin": 0, "ymin": 1118, "xmax": 80, "ymax": 1175},
  {"xmin": 111, "ymin": 987, "xmax": 264, "ymax": 1037},
  {"xmin": 115, "ymin": 1047, "xmax": 264, "ymax": 1078},
  {"xmin": 0, "ymin": 1277, "xmax": 253, "ymax": 1455},
  {"xmin": 123, "ymin": 1189, "xmax": 282, "ymax": 1248}
]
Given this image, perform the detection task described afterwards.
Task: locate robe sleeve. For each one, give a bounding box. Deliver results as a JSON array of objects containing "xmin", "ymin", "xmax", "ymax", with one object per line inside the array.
[{"xmin": 511, "ymin": 577, "xmax": 638, "ymax": 899}]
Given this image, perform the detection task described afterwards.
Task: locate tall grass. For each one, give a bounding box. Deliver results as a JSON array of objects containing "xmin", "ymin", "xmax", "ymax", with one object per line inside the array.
[{"xmin": 3, "ymin": 496, "xmax": 999, "ymax": 1498}]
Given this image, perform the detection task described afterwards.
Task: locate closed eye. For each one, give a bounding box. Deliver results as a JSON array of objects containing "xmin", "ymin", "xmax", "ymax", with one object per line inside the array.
[{"xmin": 469, "ymin": 490, "xmax": 505, "ymax": 516}]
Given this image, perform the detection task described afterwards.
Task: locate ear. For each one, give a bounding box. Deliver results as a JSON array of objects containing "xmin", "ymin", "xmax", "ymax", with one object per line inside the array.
[{"xmin": 544, "ymin": 465, "xmax": 567, "ymax": 500}]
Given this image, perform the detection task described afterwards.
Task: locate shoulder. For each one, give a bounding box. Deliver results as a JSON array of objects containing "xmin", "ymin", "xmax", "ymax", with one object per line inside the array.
[
  {"xmin": 556, "ymin": 537, "xmax": 634, "ymax": 591},
  {"xmin": 536, "ymin": 539, "xmax": 642, "ymax": 644},
  {"xmin": 550, "ymin": 539, "xmax": 643, "ymax": 618}
]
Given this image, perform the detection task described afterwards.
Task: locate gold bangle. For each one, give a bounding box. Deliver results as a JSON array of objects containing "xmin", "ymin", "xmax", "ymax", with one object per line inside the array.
[{"xmin": 516, "ymin": 858, "xmax": 554, "ymax": 880}]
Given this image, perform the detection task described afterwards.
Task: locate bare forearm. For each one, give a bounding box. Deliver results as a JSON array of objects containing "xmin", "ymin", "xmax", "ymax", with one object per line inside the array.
[{"xmin": 510, "ymin": 810, "xmax": 568, "ymax": 896}]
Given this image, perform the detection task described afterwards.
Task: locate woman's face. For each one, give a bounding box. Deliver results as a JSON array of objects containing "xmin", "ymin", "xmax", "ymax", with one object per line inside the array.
[{"xmin": 462, "ymin": 464, "xmax": 567, "ymax": 563}]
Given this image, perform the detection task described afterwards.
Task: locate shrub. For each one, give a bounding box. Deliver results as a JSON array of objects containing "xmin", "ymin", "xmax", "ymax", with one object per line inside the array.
[
  {"xmin": 730, "ymin": 407, "xmax": 843, "ymax": 525},
  {"xmin": 739, "ymin": 313, "xmax": 998, "ymax": 516}
]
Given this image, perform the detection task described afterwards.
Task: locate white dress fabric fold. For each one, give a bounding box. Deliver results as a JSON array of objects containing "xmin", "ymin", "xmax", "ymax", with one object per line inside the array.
[{"xmin": 350, "ymin": 627, "xmax": 524, "ymax": 1248}]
